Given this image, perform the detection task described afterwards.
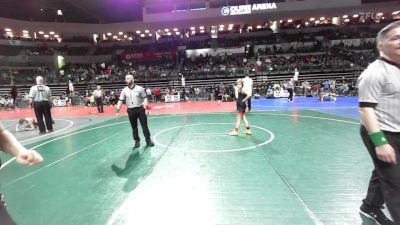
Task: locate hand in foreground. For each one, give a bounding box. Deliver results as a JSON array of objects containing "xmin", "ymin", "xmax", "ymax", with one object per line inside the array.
[{"xmin": 16, "ymin": 150, "xmax": 43, "ymax": 166}]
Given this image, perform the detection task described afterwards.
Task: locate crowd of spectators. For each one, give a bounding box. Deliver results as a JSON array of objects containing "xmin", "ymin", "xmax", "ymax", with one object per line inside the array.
[{"xmin": 0, "ymin": 67, "xmax": 50, "ymax": 85}]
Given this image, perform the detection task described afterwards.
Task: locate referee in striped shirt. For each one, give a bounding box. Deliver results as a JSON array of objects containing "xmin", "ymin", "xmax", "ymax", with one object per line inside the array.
[
  {"xmin": 29, "ymin": 76, "xmax": 53, "ymax": 134},
  {"xmin": 93, "ymin": 85, "xmax": 104, "ymax": 113},
  {"xmin": 357, "ymin": 21, "xmax": 400, "ymax": 225},
  {"xmin": 116, "ymin": 74, "xmax": 154, "ymax": 148}
]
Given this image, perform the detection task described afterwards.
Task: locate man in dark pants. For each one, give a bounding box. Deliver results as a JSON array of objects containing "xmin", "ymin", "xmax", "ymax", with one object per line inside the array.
[
  {"xmin": 116, "ymin": 74, "xmax": 154, "ymax": 148},
  {"xmin": 357, "ymin": 21, "xmax": 400, "ymax": 225},
  {"xmin": 93, "ymin": 85, "xmax": 104, "ymax": 113},
  {"xmin": 29, "ymin": 76, "xmax": 53, "ymax": 134},
  {"xmin": 287, "ymin": 78, "xmax": 294, "ymax": 102},
  {"xmin": 0, "ymin": 121, "xmax": 43, "ymax": 225},
  {"xmin": 10, "ymin": 86, "xmax": 17, "ymax": 108}
]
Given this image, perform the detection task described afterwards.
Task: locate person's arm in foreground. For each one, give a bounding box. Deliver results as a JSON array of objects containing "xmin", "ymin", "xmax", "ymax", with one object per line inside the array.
[{"xmin": 0, "ymin": 122, "xmax": 43, "ymax": 166}]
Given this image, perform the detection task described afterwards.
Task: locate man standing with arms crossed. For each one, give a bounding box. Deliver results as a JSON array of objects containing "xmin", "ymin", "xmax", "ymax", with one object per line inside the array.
[
  {"xmin": 116, "ymin": 75, "xmax": 154, "ymax": 148},
  {"xmin": 93, "ymin": 85, "xmax": 104, "ymax": 113},
  {"xmin": 0, "ymin": 121, "xmax": 43, "ymax": 225},
  {"xmin": 358, "ymin": 21, "xmax": 400, "ymax": 225},
  {"xmin": 29, "ymin": 76, "xmax": 53, "ymax": 134}
]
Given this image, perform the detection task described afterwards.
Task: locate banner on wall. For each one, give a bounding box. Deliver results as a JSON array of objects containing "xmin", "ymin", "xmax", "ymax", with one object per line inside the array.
[
  {"xmin": 9, "ymin": 40, "xmax": 21, "ymax": 46},
  {"xmin": 185, "ymin": 47, "xmax": 245, "ymax": 58},
  {"xmin": 221, "ymin": 3, "xmax": 278, "ymax": 16},
  {"xmin": 120, "ymin": 51, "xmax": 176, "ymax": 61},
  {"xmin": 331, "ymin": 39, "xmax": 361, "ymax": 47},
  {"xmin": 254, "ymin": 42, "xmax": 317, "ymax": 53},
  {"xmin": 359, "ymin": 12, "xmax": 384, "ymax": 22},
  {"xmin": 273, "ymin": 89, "xmax": 290, "ymax": 98},
  {"xmin": 164, "ymin": 94, "xmax": 181, "ymax": 103},
  {"xmin": 53, "ymin": 99, "xmax": 67, "ymax": 107}
]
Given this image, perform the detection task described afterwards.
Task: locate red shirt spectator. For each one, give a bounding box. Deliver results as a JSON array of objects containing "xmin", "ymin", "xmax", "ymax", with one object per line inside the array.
[{"xmin": 154, "ymin": 88, "xmax": 160, "ymax": 97}]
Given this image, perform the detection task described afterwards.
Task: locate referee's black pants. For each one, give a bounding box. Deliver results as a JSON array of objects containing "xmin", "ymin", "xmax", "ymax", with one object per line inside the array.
[
  {"xmin": 0, "ymin": 195, "xmax": 17, "ymax": 225},
  {"xmin": 288, "ymin": 88, "xmax": 294, "ymax": 101},
  {"xmin": 33, "ymin": 101, "xmax": 53, "ymax": 133},
  {"xmin": 361, "ymin": 126, "xmax": 400, "ymax": 223},
  {"xmin": 128, "ymin": 107, "xmax": 151, "ymax": 143},
  {"xmin": 95, "ymin": 98, "xmax": 103, "ymax": 113}
]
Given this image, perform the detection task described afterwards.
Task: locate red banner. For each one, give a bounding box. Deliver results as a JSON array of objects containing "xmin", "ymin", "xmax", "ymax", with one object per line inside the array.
[{"xmin": 121, "ymin": 51, "xmax": 176, "ymax": 61}]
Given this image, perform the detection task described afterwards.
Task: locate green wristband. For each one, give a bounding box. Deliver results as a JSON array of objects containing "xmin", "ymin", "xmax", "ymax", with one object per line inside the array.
[
  {"xmin": 369, "ymin": 131, "xmax": 389, "ymax": 147},
  {"xmin": 115, "ymin": 108, "xmax": 120, "ymax": 113}
]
